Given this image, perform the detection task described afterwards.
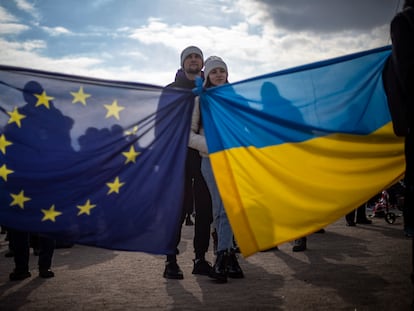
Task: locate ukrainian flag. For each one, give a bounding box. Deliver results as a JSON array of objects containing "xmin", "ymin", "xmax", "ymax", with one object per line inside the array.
[{"xmin": 200, "ymin": 46, "xmax": 405, "ymax": 256}]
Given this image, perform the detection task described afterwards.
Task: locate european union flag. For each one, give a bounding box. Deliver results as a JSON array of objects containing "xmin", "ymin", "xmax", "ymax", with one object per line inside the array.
[{"xmin": 0, "ymin": 65, "xmax": 194, "ymax": 254}]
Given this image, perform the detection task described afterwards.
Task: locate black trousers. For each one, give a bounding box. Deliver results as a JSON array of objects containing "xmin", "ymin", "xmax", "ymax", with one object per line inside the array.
[
  {"xmin": 345, "ymin": 204, "xmax": 368, "ymax": 223},
  {"xmin": 8, "ymin": 229, "xmax": 55, "ymax": 272},
  {"xmin": 168, "ymin": 148, "xmax": 212, "ymax": 259}
]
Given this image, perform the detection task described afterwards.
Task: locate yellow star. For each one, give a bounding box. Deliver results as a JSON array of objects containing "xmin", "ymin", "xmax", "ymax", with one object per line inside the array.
[
  {"xmin": 10, "ymin": 190, "xmax": 31, "ymax": 209},
  {"xmin": 122, "ymin": 145, "xmax": 141, "ymax": 164},
  {"xmin": 71, "ymin": 86, "xmax": 91, "ymax": 106},
  {"xmin": 34, "ymin": 91, "xmax": 54, "ymax": 109},
  {"xmin": 106, "ymin": 176, "xmax": 125, "ymax": 194},
  {"xmin": 41, "ymin": 204, "xmax": 62, "ymax": 222},
  {"xmin": 7, "ymin": 107, "xmax": 26, "ymax": 128},
  {"xmin": 0, "ymin": 164, "xmax": 13, "ymax": 181},
  {"xmin": 77, "ymin": 199, "xmax": 96, "ymax": 216},
  {"xmin": 124, "ymin": 126, "xmax": 138, "ymax": 136},
  {"xmin": 104, "ymin": 100, "xmax": 125, "ymax": 120},
  {"xmin": 0, "ymin": 134, "xmax": 12, "ymax": 154}
]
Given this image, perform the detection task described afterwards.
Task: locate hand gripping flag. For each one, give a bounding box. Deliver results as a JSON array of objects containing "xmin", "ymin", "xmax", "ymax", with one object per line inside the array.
[
  {"xmin": 0, "ymin": 66, "xmax": 194, "ymax": 254},
  {"xmin": 199, "ymin": 46, "xmax": 405, "ymax": 256}
]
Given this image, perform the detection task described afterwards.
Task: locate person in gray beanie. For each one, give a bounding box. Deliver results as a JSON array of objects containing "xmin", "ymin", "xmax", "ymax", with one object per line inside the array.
[
  {"xmin": 180, "ymin": 46, "xmax": 203, "ymax": 70},
  {"xmin": 157, "ymin": 46, "xmax": 213, "ymax": 280}
]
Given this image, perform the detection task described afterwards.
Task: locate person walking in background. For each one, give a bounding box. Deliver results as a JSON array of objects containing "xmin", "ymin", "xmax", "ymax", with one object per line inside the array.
[
  {"xmin": 189, "ymin": 56, "xmax": 244, "ymax": 283},
  {"xmin": 2, "ymin": 227, "xmax": 14, "ymax": 258},
  {"xmin": 291, "ymin": 228, "xmax": 325, "ymax": 252},
  {"xmin": 8, "ymin": 229, "xmax": 55, "ymax": 281},
  {"xmin": 160, "ymin": 46, "xmax": 213, "ymax": 280},
  {"xmin": 345, "ymin": 204, "xmax": 372, "ymax": 226}
]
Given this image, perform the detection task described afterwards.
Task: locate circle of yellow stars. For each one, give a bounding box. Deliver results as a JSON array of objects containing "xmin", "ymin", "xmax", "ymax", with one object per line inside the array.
[{"xmin": 2, "ymin": 85, "xmax": 142, "ymax": 223}]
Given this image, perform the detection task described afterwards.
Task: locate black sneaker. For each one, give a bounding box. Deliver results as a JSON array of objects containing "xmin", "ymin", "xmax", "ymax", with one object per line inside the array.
[
  {"xmin": 292, "ymin": 237, "xmax": 307, "ymax": 252},
  {"xmin": 227, "ymin": 252, "xmax": 244, "ymax": 279},
  {"xmin": 39, "ymin": 269, "xmax": 55, "ymax": 278},
  {"xmin": 163, "ymin": 261, "xmax": 183, "ymax": 279},
  {"xmin": 9, "ymin": 270, "xmax": 31, "ymax": 281},
  {"xmin": 192, "ymin": 259, "xmax": 212, "ymax": 275}
]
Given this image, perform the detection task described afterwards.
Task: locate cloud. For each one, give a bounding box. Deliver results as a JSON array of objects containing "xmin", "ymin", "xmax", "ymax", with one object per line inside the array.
[
  {"xmin": 1, "ymin": 38, "xmax": 45, "ymax": 51},
  {"xmin": 0, "ymin": 4, "xmax": 32, "ymax": 35},
  {"xmin": 0, "ymin": 0, "xmax": 400, "ymax": 86},
  {"xmin": 0, "ymin": 23, "xmax": 29, "ymax": 35},
  {"xmin": 0, "ymin": 38, "xmax": 98, "ymax": 71},
  {"xmin": 42, "ymin": 26, "xmax": 72, "ymax": 36},
  {"xmin": 246, "ymin": 0, "xmax": 399, "ymax": 32},
  {"xmin": 0, "ymin": 6, "xmax": 18, "ymax": 22},
  {"xmin": 126, "ymin": 8, "xmax": 391, "ymax": 84},
  {"xmin": 14, "ymin": 0, "xmax": 39, "ymax": 19}
]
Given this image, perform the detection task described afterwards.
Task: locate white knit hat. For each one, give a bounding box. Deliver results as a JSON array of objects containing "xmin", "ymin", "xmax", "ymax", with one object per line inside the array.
[{"xmin": 203, "ymin": 56, "xmax": 228, "ymax": 85}]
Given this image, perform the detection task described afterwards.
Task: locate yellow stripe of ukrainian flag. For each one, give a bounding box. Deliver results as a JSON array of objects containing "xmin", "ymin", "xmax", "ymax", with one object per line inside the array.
[{"xmin": 210, "ymin": 122, "xmax": 404, "ymax": 256}]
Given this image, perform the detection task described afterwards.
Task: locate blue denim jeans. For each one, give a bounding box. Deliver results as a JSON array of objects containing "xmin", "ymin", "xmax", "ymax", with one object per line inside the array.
[{"xmin": 201, "ymin": 157, "xmax": 234, "ymax": 252}]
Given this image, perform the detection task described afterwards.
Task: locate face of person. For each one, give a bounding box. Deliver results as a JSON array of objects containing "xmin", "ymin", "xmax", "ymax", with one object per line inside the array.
[
  {"xmin": 208, "ymin": 67, "xmax": 228, "ymax": 86},
  {"xmin": 183, "ymin": 53, "xmax": 203, "ymax": 75}
]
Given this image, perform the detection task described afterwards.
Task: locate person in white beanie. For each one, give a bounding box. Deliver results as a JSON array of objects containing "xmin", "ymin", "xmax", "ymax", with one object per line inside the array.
[{"xmin": 189, "ymin": 56, "xmax": 244, "ymax": 283}]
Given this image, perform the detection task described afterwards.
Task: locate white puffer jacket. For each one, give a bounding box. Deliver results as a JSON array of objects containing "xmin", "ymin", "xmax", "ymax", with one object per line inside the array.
[{"xmin": 188, "ymin": 96, "xmax": 209, "ymax": 157}]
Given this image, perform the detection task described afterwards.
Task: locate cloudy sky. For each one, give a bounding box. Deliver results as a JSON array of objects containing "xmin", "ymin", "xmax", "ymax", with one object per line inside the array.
[{"xmin": 0, "ymin": 0, "xmax": 403, "ymax": 86}]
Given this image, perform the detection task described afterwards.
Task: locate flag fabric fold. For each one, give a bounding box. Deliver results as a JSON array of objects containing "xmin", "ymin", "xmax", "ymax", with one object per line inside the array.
[
  {"xmin": 199, "ymin": 46, "xmax": 405, "ymax": 256},
  {"xmin": 0, "ymin": 66, "xmax": 194, "ymax": 254}
]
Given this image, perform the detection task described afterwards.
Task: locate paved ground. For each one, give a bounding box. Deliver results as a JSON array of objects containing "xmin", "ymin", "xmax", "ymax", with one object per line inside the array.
[{"xmin": 0, "ymin": 213, "xmax": 413, "ymax": 311}]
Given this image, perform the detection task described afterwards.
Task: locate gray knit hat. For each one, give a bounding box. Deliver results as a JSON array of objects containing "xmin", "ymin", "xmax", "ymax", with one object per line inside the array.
[
  {"xmin": 203, "ymin": 56, "xmax": 228, "ymax": 85},
  {"xmin": 180, "ymin": 46, "xmax": 203, "ymax": 68}
]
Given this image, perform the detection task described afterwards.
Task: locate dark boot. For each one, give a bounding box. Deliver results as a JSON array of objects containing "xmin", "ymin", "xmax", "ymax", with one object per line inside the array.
[
  {"xmin": 228, "ymin": 249, "xmax": 244, "ymax": 278},
  {"xmin": 163, "ymin": 261, "xmax": 183, "ymax": 279},
  {"xmin": 346, "ymin": 209, "xmax": 356, "ymax": 226},
  {"xmin": 192, "ymin": 257, "xmax": 212, "ymax": 275},
  {"xmin": 163, "ymin": 255, "xmax": 183, "ymax": 280},
  {"xmin": 292, "ymin": 237, "xmax": 307, "ymax": 252},
  {"xmin": 209, "ymin": 250, "xmax": 228, "ymax": 283},
  {"xmin": 9, "ymin": 269, "xmax": 31, "ymax": 281}
]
